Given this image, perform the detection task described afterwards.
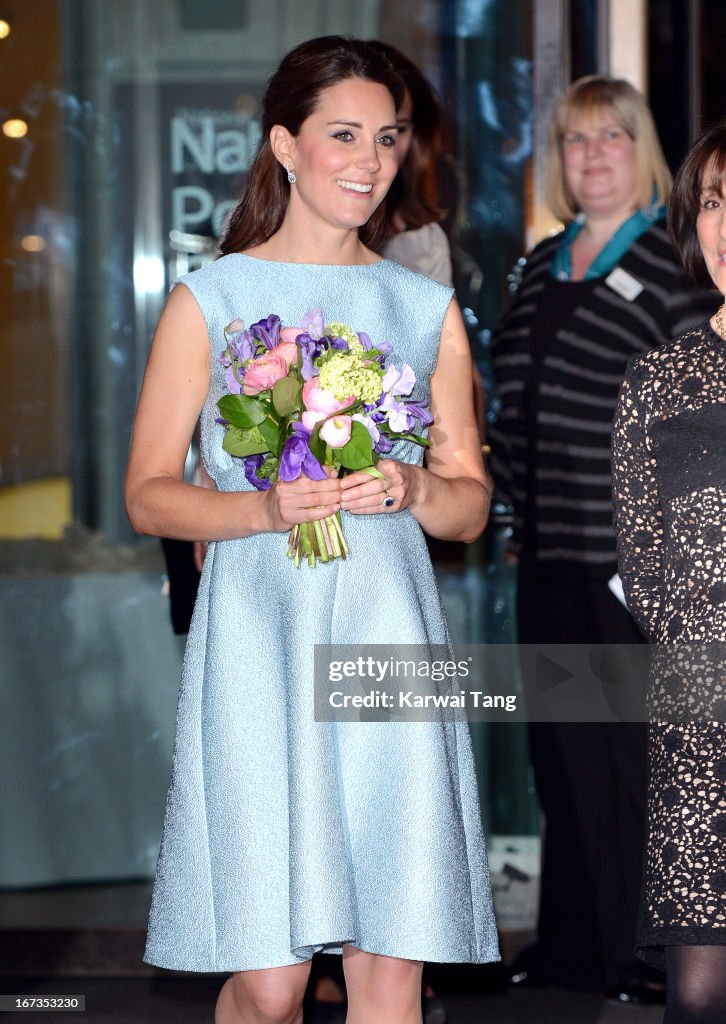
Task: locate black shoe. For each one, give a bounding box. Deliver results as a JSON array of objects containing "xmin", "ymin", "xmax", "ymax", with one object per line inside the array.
[{"xmin": 605, "ymin": 981, "xmax": 666, "ymax": 1006}]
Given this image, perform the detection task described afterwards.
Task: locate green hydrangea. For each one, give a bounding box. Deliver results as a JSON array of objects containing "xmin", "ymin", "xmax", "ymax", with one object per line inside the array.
[
  {"xmin": 318, "ymin": 351, "xmax": 383, "ymax": 404},
  {"xmin": 326, "ymin": 321, "xmax": 364, "ymax": 355}
]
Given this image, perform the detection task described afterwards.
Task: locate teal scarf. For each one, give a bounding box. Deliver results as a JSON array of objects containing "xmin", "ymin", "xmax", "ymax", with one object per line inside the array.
[{"xmin": 550, "ymin": 202, "xmax": 666, "ymax": 281}]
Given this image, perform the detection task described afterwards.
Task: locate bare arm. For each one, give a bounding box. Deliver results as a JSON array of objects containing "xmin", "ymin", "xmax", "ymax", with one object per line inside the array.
[
  {"xmin": 124, "ymin": 284, "xmax": 341, "ymax": 541},
  {"xmin": 340, "ymin": 299, "xmax": 491, "ymax": 543}
]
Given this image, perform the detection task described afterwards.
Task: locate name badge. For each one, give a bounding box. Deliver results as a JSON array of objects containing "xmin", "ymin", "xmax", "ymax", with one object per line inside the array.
[{"xmin": 605, "ymin": 267, "xmax": 643, "ymax": 301}]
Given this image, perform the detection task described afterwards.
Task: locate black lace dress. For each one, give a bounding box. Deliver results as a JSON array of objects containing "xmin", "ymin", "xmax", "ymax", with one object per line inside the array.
[{"xmin": 612, "ymin": 320, "xmax": 726, "ymax": 969}]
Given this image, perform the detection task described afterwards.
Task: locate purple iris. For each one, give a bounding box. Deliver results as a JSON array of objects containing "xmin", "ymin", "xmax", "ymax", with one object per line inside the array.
[
  {"xmin": 357, "ymin": 331, "xmax": 372, "ymax": 351},
  {"xmin": 218, "ymin": 329, "xmax": 255, "ymax": 395},
  {"xmin": 279, "ymin": 422, "xmax": 327, "ymax": 482},
  {"xmin": 231, "ymin": 331, "xmax": 256, "ymax": 362},
  {"xmin": 405, "ymin": 401, "xmax": 434, "ymax": 429},
  {"xmin": 374, "ymin": 341, "xmax": 393, "ymax": 364},
  {"xmin": 297, "ymin": 334, "xmax": 321, "ymax": 381},
  {"xmin": 374, "ymin": 434, "xmax": 394, "ymax": 454},
  {"xmin": 220, "ymin": 331, "xmax": 255, "ymax": 365},
  {"xmin": 249, "ymin": 315, "xmax": 281, "ymax": 350},
  {"xmin": 224, "ymin": 363, "xmax": 245, "ymax": 395},
  {"xmin": 328, "ymin": 334, "xmax": 349, "ymax": 352},
  {"xmin": 244, "ymin": 454, "xmax": 271, "ymax": 491}
]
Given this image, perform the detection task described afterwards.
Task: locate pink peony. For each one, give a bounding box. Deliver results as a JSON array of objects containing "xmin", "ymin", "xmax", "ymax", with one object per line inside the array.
[
  {"xmin": 302, "ymin": 376, "xmax": 353, "ymax": 415},
  {"xmin": 302, "ymin": 409, "xmax": 327, "ymax": 431},
  {"xmin": 279, "ymin": 327, "xmax": 304, "ymax": 345},
  {"xmin": 243, "ymin": 350, "xmax": 291, "ymax": 395},
  {"xmin": 273, "ymin": 340, "xmax": 299, "ymax": 367},
  {"xmin": 320, "ymin": 415, "xmax": 352, "ymax": 448}
]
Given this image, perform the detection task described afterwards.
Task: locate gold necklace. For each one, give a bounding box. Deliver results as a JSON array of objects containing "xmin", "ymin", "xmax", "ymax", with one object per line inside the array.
[{"xmin": 716, "ymin": 302, "xmax": 726, "ymax": 340}]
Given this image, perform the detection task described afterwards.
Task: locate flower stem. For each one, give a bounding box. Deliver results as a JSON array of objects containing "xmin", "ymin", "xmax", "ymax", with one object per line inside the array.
[
  {"xmin": 330, "ymin": 512, "xmax": 348, "ymax": 558},
  {"xmin": 312, "ymin": 518, "xmax": 329, "ymax": 563},
  {"xmin": 286, "ymin": 512, "xmax": 348, "ymax": 567}
]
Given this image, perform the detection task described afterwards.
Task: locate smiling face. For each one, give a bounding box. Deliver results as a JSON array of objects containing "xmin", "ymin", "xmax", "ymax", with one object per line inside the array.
[
  {"xmin": 275, "ymin": 77, "xmax": 399, "ymax": 236},
  {"xmin": 561, "ymin": 106, "xmax": 640, "ymax": 220},
  {"xmin": 696, "ymin": 161, "xmax": 726, "ymax": 297}
]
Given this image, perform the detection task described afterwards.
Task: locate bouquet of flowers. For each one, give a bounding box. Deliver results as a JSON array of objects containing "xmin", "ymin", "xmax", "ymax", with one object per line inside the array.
[{"xmin": 217, "ymin": 309, "xmax": 433, "ymax": 567}]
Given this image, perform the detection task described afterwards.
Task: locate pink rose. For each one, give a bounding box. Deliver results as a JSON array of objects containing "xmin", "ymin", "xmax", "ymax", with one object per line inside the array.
[
  {"xmin": 273, "ymin": 341, "xmax": 299, "ymax": 367},
  {"xmin": 280, "ymin": 327, "xmax": 304, "ymax": 345},
  {"xmin": 320, "ymin": 415, "xmax": 352, "ymax": 449},
  {"xmin": 302, "ymin": 377, "xmax": 353, "ymax": 415},
  {"xmin": 243, "ymin": 350, "xmax": 290, "ymax": 395}
]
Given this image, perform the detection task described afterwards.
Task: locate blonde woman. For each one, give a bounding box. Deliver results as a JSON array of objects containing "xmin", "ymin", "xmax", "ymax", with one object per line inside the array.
[{"xmin": 490, "ymin": 76, "xmax": 716, "ymax": 1001}]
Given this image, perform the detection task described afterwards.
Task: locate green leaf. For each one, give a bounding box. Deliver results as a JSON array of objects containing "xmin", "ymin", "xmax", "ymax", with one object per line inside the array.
[
  {"xmin": 390, "ymin": 431, "xmax": 431, "ymax": 447},
  {"xmin": 222, "ymin": 425, "xmax": 269, "ymax": 457},
  {"xmin": 257, "ymin": 455, "xmax": 278, "ymax": 480},
  {"xmin": 217, "ymin": 394, "xmax": 267, "ymax": 429},
  {"xmin": 272, "ymin": 376, "xmax": 302, "ymax": 417},
  {"xmin": 308, "ymin": 423, "xmax": 326, "ymax": 465},
  {"xmin": 360, "ymin": 465, "xmax": 384, "ymax": 479},
  {"xmin": 335, "ymin": 420, "xmax": 373, "ymax": 470},
  {"xmin": 258, "ymin": 416, "xmax": 284, "ymax": 457}
]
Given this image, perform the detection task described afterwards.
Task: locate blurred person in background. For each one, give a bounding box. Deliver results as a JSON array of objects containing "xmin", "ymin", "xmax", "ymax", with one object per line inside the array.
[
  {"xmin": 370, "ymin": 40, "xmax": 453, "ymax": 287},
  {"xmin": 370, "ymin": 39, "xmax": 486, "ymax": 443},
  {"xmin": 613, "ymin": 119, "xmax": 726, "ymax": 1024},
  {"xmin": 489, "ymin": 76, "xmax": 717, "ymax": 1003}
]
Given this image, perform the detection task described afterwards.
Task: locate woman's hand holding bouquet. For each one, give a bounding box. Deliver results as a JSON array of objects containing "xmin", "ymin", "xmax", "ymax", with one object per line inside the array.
[{"xmin": 217, "ymin": 309, "xmax": 432, "ymax": 567}]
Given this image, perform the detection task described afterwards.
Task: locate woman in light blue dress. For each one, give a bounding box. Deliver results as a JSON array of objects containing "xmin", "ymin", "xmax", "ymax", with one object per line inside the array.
[{"xmin": 125, "ymin": 36, "xmax": 498, "ymax": 1024}]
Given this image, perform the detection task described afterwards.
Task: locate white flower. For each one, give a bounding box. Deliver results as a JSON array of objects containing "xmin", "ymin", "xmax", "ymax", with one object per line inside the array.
[
  {"xmin": 381, "ymin": 362, "xmax": 415, "ymax": 396},
  {"xmin": 320, "ymin": 415, "xmax": 352, "ymax": 448}
]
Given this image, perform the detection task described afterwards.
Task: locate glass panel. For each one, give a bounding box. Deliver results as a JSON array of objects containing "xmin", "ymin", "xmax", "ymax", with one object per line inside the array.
[
  {"xmin": 649, "ymin": 0, "xmax": 693, "ymax": 167},
  {"xmin": 1, "ymin": 1, "xmax": 69, "ymax": 537},
  {"xmin": 570, "ymin": 0, "xmax": 599, "ymax": 81},
  {"xmin": 1, "ymin": 0, "xmax": 537, "ymax": 933},
  {"xmin": 700, "ymin": 0, "xmax": 726, "ymax": 124}
]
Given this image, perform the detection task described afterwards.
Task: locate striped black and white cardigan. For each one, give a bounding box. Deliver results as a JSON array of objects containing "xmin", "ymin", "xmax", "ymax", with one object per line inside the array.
[{"xmin": 489, "ymin": 221, "xmax": 718, "ymax": 575}]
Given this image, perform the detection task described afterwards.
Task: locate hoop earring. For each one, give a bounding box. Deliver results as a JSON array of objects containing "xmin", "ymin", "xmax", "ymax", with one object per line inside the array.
[{"xmin": 286, "ymin": 166, "xmax": 297, "ymax": 185}]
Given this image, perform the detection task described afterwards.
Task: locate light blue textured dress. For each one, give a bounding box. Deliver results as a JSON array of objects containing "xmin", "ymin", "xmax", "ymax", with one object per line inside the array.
[{"xmin": 144, "ymin": 254, "xmax": 499, "ymax": 973}]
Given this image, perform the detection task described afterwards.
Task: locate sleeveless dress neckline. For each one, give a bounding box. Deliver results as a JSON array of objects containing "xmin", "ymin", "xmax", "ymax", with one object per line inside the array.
[{"xmin": 229, "ymin": 252, "xmax": 389, "ymax": 271}]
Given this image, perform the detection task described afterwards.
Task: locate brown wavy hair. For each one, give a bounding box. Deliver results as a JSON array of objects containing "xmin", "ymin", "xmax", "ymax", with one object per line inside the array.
[
  {"xmin": 669, "ymin": 119, "xmax": 726, "ymax": 290},
  {"xmin": 219, "ymin": 36, "xmax": 404, "ymax": 255},
  {"xmin": 367, "ymin": 40, "xmax": 446, "ymax": 238}
]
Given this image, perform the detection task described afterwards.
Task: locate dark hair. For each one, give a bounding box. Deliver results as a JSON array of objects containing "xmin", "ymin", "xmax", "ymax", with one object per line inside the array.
[
  {"xmin": 669, "ymin": 119, "xmax": 726, "ymax": 289},
  {"xmin": 367, "ymin": 40, "xmax": 446, "ymax": 237},
  {"xmin": 219, "ymin": 36, "xmax": 404, "ymax": 255}
]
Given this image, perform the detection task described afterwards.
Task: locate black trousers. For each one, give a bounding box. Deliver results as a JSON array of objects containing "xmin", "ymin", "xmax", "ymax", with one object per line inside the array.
[{"xmin": 516, "ymin": 566, "xmax": 651, "ymax": 990}]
